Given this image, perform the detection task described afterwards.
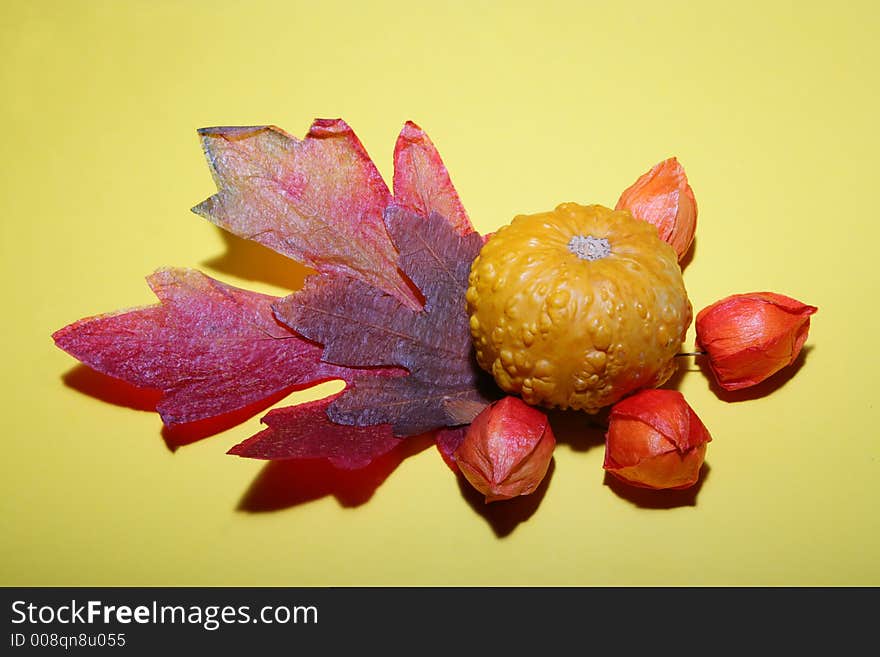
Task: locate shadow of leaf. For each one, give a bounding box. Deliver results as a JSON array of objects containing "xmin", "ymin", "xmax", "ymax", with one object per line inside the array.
[
  {"xmin": 63, "ymin": 364, "xmax": 343, "ymax": 451},
  {"xmin": 237, "ymin": 434, "xmax": 433, "ymax": 512},
  {"xmin": 603, "ymin": 463, "xmax": 711, "ymax": 508},
  {"xmin": 161, "ymin": 387, "xmax": 304, "ymax": 451},
  {"xmin": 62, "ymin": 364, "xmax": 162, "ymax": 413},
  {"xmin": 457, "ymin": 459, "xmax": 555, "ymax": 538},
  {"xmin": 202, "ymin": 228, "xmax": 316, "ymax": 293}
]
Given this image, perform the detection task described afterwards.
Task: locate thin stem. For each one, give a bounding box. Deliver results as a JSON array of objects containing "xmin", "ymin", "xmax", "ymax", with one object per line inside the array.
[{"xmin": 675, "ymin": 351, "xmax": 707, "ymax": 357}]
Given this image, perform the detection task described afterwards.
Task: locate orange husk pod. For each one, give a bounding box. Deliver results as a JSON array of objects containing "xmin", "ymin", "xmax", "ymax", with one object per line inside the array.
[
  {"xmin": 454, "ymin": 396, "xmax": 555, "ymax": 503},
  {"xmin": 603, "ymin": 389, "xmax": 711, "ymax": 490},
  {"xmin": 695, "ymin": 292, "xmax": 817, "ymax": 391},
  {"xmin": 616, "ymin": 157, "xmax": 697, "ymax": 261}
]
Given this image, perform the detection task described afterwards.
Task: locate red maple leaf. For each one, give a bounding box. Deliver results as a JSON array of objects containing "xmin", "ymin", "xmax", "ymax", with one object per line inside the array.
[
  {"xmin": 227, "ymin": 393, "xmax": 403, "ymax": 470},
  {"xmin": 274, "ymin": 207, "xmax": 495, "ymax": 437},
  {"xmin": 53, "ymin": 119, "xmax": 490, "ymax": 470},
  {"xmin": 52, "ymin": 267, "xmax": 362, "ymax": 426}
]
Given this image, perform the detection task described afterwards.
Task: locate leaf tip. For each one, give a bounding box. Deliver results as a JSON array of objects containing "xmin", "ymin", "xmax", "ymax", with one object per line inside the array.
[
  {"xmin": 399, "ymin": 120, "xmax": 425, "ymax": 141},
  {"xmin": 50, "ymin": 325, "xmax": 69, "ymax": 347},
  {"xmin": 196, "ymin": 125, "xmax": 271, "ymax": 140},
  {"xmin": 190, "ymin": 197, "xmax": 213, "ymax": 218},
  {"xmin": 226, "ymin": 442, "xmax": 246, "ymax": 457},
  {"xmin": 308, "ymin": 118, "xmax": 351, "ymax": 138}
]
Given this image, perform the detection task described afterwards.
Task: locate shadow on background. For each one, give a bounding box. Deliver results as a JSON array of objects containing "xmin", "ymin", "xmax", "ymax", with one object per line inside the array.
[
  {"xmin": 662, "ymin": 356, "xmax": 699, "ymax": 391},
  {"xmin": 161, "ymin": 388, "xmax": 298, "ymax": 451},
  {"xmin": 457, "ymin": 459, "xmax": 555, "ymax": 538},
  {"xmin": 62, "ymin": 364, "xmax": 161, "ymax": 413},
  {"xmin": 237, "ymin": 434, "xmax": 434, "ymax": 511},
  {"xmin": 63, "ymin": 361, "xmax": 436, "ymax": 513},
  {"xmin": 450, "ymin": 408, "xmax": 606, "ymax": 538},
  {"xmin": 679, "ymin": 235, "xmax": 697, "ymax": 272},
  {"xmin": 62, "ymin": 364, "xmax": 331, "ymax": 452},
  {"xmin": 202, "ymin": 228, "xmax": 315, "ymax": 293},
  {"xmin": 699, "ymin": 346, "xmax": 813, "ymax": 403},
  {"xmin": 603, "ymin": 463, "xmax": 711, "ymax": 509},
  {"xmin": 547, "ymin": 408, "xmax": 607, "ymax": 452}
]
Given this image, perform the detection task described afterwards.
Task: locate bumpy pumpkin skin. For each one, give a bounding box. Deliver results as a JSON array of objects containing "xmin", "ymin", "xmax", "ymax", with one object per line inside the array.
[{"xmin": 466, "ymin": 203, "xmax": 692, "ymax": 413}]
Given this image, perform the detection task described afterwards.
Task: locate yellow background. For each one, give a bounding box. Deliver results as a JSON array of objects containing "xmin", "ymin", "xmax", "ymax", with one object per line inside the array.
[{"xmin": 3, "ymin": 0, "xmax": 878, "ymax": 586}]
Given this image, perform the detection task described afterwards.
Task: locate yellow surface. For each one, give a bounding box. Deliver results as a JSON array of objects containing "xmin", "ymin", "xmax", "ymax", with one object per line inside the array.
[{"xmin": 2, "ymin": 0, "xmax": 878, "ymax": 586}]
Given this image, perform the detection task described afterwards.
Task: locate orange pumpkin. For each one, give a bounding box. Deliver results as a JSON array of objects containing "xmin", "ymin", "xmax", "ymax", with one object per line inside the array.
[{"xmin": 466, "ymin": 203, "xmax": 692, "ymax": 413}]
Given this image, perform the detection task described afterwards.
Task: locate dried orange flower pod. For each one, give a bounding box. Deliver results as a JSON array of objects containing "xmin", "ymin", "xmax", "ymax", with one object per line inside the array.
[
  {"xmin": 695, "ymin": 292, "xmax": 817, "ymax": 391},
  {"xmin": 616, "ymin": 157, "xmax": 697, "ymax": 261},
  {"xmin": 603, "ymin": 389, "xmax": 711, "ymax": 490},
  {"xmin": 454, "ymin": 396, "xmax": 555, "ymax": 503}
]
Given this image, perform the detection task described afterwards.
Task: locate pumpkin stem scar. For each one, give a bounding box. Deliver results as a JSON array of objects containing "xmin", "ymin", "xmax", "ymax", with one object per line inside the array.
[{"xmin": 567, "ymin": 235, "xmax": 611, "ymax": 261}]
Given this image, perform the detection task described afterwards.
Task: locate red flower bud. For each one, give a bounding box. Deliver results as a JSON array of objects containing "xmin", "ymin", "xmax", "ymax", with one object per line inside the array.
[
  {"xmin": 695, "ymin": 292, "xmax": 818, "ymax": 391},
  {"xmin": 603, "ymin": 389, "xmax": 711, "ymax": 490},
  {"xmin": 453, "ymin": 396, "xmax": 556, "ymax": 503},
  {"xmin": 616, "ymin": 157, "xmax": 697, "ymax": 261}
]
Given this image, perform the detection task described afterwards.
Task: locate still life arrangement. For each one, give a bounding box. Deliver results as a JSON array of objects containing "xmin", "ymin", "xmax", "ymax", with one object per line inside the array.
[{"xmin": 52, "ymin": 118, "xmax": 817, "ymax": 506}]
